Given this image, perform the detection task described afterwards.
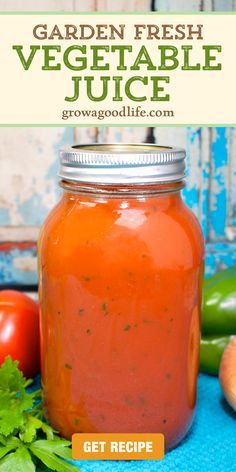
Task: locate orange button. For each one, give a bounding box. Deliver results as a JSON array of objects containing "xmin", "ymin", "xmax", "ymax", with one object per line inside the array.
[{"xmin": 72, "ymin": 433, "xmax": 164, "ymax": 460}]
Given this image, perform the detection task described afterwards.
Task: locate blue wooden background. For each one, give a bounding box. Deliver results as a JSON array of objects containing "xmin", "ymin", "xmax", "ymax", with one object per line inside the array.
[{"xmin": 0, "ymin": 0, "xmax": 235, "ymax": 286}]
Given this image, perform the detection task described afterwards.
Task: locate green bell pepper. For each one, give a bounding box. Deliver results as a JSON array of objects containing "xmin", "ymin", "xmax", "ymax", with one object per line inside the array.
[
  {"xmin": 202, "ymin": 267, "xmax": 236, "ymax": 335},
  {"xmin": 200, "ymin": 335, "xmax": 231, "ymax": 375}
]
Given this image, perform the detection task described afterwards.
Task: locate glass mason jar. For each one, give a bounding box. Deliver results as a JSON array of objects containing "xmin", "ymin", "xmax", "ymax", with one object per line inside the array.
[{"xmin": 38, "ymin": 144, "xmax": 204, "ymax": 450}]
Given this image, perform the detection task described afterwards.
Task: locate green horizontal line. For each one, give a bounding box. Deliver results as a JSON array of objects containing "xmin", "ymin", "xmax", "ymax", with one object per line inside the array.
[
  {"xmin": 0, "ymin": 124, "xmax": 235, "ymax": 128},
  {"xmin": 0, "ymin": 11, "xmax": 235, "ymax": 15}
]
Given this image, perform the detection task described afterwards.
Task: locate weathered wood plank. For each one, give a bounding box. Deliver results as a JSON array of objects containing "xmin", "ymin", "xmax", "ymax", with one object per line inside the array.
[
  {"xmin": 0, "ymin": 0, "xmax": 74, "ymax": 11},
  {"xmin": 154, "ymin": 127, "xmax": 187, "ymax": 148},
  {"xmin": 205, "ymin": 242, "xmax": 236, "ymax": 276},
  {"xmin": 0, "ymin": 245, "xmax": 37, "ymax": 285},
  {"xmin": 154, "ymin": 128, "xmax": 201, "ymax": 215},
  {"xmin": 155, "ymin": 0, "xmax": 236, "ymax": 10},
  {"xmin": 199, "ymin": 128, "xmax": 211, "ymax": 240},
  {"xmin": 0, "ymin": 227, "xmax": 39, "ymax": 242},
  {"xmin": 74, "ymin": 1, "xmax": 97, "ymax": 11},
  {"xmin": 209, "ymin": 128, "xmax": 229, "ymax": 241},
  {"xmin": 74, "ymin": 127, "xmax": 99, "ymax": 144},
  {"xmin": 97, "ymin": 127, "xmax": 148, "ymax": 143},
  {"xmin": 226, "ymin": 128, "xmax": 236, "ymax": 241},
  {"xmin": 75, "ymin": 0, "xmax": 151, "ymax": 11},
  {"xmin": 213, "ymin": 0, "xmax": 236, "ymax": 10},
  {"xmin": 183, "ymin": 128, "xmax": 202, "ymax": 220},
  {"xmin": 94, "ymin": 0, "xmax": 151, "ymax": 10},
  {"xmin": 0, "ymin": 128, "xmax": 73, "ymax": 226},
  {"xmin": 202, "ymin": 1, "xmax": 214, "ymax": 9},
  {"xmin": 154, "ymin": 0, "xmax": 210, "ymax": 11}
]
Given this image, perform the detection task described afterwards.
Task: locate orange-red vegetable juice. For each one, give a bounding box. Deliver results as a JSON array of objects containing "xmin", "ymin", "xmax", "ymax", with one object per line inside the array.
[{"xmin": 38, "ymin": 144, "xmax": 204, "ymax": 449}]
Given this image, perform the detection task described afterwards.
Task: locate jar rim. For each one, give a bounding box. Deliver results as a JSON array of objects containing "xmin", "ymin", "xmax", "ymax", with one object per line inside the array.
[{"xmin": 59, "ymin": 143, "xmax": 186, "ymax": 185}]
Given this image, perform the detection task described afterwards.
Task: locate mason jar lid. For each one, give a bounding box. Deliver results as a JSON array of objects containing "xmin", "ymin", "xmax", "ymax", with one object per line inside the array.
[{"xmin": 59, "ymin": 143, "xmax": 186, "ymax": 184}]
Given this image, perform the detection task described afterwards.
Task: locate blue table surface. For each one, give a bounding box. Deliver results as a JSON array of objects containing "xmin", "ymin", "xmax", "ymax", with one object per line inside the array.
[
  {"xmin": 66, "ymin": 374, "xmax": 236, "ymax": 472},
  {"xmin": 39, "ymin": 374, "xmax": 236, "ymax": 472}
]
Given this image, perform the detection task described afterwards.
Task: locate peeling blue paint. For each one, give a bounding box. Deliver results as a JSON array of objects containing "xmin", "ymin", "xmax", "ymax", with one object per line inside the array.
[
  {"xmin": 0, "ymin": 247, "xmax": 37, "ymax": 285},
  {"xmin": 49, "ymin": 128, "xmax": 74, "ymax": 181},
  {"xmin": 210, "ymin": 128, "xmax": 228, "ymax": 240},
  {"xmin": 18, "ymin": 194, "xmax": 49, "ymax": 225},
  {"xmin": 182, "ymin": 128, "xmax": 200, "ymax": 219},
  {"xmin": 46, "ymin": 128, "xmax": 74, "ymax": 199},
  {"xmin": 0, "ymin": 208, "xmax": 10, "ymax": 225},
  {"xmin": 182, "ymin": 186, "xmax": 199, "ymax": 214},
  {"xmin": 201, "ymin": 186, "xmax": 209, "ymax": 240},
  {"xmin": 205, "ymin": 242, "xmax": 236, "ymax": 277}
]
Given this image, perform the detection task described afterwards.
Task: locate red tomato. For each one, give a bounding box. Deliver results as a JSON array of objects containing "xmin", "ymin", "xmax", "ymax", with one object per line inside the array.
[{"xmin": 0, "ymin": 290, "xmax": 40, "ymax": 378}]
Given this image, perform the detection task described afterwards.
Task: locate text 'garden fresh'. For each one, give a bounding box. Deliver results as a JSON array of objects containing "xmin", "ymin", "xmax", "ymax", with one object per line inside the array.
[{"xmin": 12, "ymin": 21, "xmax": 222, "ymax": 103}]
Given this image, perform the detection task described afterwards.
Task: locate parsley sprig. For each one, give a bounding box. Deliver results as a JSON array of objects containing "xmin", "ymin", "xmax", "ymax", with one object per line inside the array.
[{"xmin": 0, "ymin": 357, "xmax": 78, "ymax": 471}]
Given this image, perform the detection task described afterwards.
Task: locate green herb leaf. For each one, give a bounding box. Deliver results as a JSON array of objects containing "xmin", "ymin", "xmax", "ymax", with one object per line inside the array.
[
  {"xmin": 41, "ymin": 423, "xmax": 57, "ymax": 441},
  {"xmin": 0, "ymin": 446, "xmax": 16, "ymax": 460},
  {"xmin": 0, "ymin": 446, "xmax": 35, "ymax": 472},
  {"xmin": 31, "ymin": 439, "xmax": 73, "ymax": 460},
  {"xmin": 0, "ymin": 357, "xmax": 35, "ymax": 436},
  {"xmin": 30, "ymin": 443, "xmax": 78, "ymax": 472},
  {"xmin": 0, "ymin": 407, "xmax": 24, "ymax": 437},
  {"xmin": 20, "ymin": 416, "xmax": 43, "ymax": 443},
  {"xmin": 0, "ymin": 357, "xmax": 26, "ymax": 391},
  {"xmin": 0, "ymin": 436, "xmax": 21, "ymax": 448},
  {"xmin": 0, "ymin": 437, "xmax": 21, "ymax": 459}
]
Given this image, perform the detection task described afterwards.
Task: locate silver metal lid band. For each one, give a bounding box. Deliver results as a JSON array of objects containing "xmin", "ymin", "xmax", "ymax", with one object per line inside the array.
[{"xmin": 59, "ymin": 143, "xmax": 186, "ymax": 184}]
